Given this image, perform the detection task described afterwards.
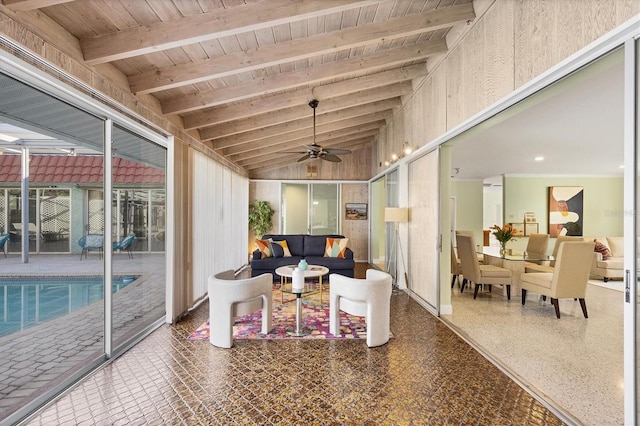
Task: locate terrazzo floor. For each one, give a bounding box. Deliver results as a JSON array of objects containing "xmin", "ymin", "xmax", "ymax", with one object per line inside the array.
[
  {"xmin": 442, "ymin": 279, "xmax": 624, "ymax": 426},
  {"xmin": 22, "ymin": 264, "xmax": 568, "ymax": 426}
]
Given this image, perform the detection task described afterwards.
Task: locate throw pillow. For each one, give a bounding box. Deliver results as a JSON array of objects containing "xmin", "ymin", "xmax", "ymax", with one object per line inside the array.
[
  {"xmin": 255, "ymin": 239, "xmax": 273, "ymax": 259},
  {"xmin": 325, "ymin": 237, "xmax": 349, "ymax": 259},
  {"xmin": 269, "ymin": 240, "xmax": 292, "ymax": 258},
  {"xmin": 593, "ymin": 239, "xmax": 611, "ymax": 260}
]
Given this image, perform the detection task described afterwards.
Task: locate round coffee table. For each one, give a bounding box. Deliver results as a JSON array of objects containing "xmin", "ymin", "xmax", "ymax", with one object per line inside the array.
[{"xmin": 275, "ymin": 264, "xmax": 329, "ymax": 303}]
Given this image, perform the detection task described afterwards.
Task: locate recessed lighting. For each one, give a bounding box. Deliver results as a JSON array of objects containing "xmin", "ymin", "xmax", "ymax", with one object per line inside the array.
[
  {"xmin": 619, "ymin": 165, "xmax": 624, "ymax": 169},
  {"xmin": 534, "ymin": 156, "xmax": 544, "ymax": 161}
]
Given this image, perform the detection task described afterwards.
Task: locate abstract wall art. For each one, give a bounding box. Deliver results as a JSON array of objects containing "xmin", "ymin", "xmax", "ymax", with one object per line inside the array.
[{"xmin": 548, "ymin": 186, "xmax": 583, "ymax": 237}]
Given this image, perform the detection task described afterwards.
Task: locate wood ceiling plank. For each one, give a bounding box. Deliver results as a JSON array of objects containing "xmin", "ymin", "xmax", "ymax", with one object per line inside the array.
[
  {"xmin": 81, "ymin": 0, "xmax": 383, "ymax": 64},
  {"xmin": 191, "ymin": 82, "xmax": 411, "ymax": 135},
  {"xmin": 2, "ymin": 0, "xmax": 74, "ymax": 11},
  {"xmin": 244, "ymin": 137, "xmax": 374, "ymax": 171},
  {"xmin": 225, "ymin": 122, "xmax": 383, "ymax": 161},
  {"xmin": 175, "ymin": 64, "xmax": 423, "ymax": 121},
  {"xmin": 129, "ymin": 3, "xmax": 474, "ymax": 93},
  {"xmin": 233, "ymin": 130, "xmax": 380, "ymax": 166},
  {"xmin": 213, "ymin": 114, "xmax": 389, "ymax": 151},
  {"xmin": 161, "ymin": 40, "xmax": 443, "ymax": 113},
  {"xmin": 202, "ymin": 97, "xmax": 400, "ymax": 141}
]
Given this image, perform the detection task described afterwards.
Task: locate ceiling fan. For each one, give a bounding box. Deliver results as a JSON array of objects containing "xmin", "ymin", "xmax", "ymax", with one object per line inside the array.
[{"xmin": 284, "ymin": 99, "xmax": 352, "ymax": 163}]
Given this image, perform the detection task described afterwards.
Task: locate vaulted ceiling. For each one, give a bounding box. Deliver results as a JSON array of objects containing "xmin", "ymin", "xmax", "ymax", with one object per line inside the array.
[{"xmin": 1, "ymin": 0, "xmax": 476, "ymax": 176}]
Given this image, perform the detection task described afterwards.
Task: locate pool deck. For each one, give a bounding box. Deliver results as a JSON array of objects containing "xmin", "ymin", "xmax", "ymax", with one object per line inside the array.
[{"xmin": 0, "ymin": 253, "xmax": 166, "ymax": 422}]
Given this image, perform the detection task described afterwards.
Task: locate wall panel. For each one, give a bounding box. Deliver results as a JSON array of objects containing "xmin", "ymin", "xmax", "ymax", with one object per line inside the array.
[{"xmin": 340, "ymin": 182, "xmax": 369, "ymax": 261}]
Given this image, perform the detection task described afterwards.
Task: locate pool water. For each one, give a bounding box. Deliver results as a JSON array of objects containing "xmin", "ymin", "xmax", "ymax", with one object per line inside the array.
[{"xmin": 0, "ymin": 276, "xmax": 138, "ymax": 338}]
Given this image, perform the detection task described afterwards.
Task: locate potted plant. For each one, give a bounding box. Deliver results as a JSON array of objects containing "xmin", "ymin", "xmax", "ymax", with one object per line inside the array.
[{"xmin": 248, "ymin": 200, "xmax": 274, "ymax": 239}]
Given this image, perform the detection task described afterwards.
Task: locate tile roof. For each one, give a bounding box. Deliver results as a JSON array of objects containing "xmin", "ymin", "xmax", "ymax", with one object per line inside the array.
[{"xmin": 0, "ymin": 155, "xmax": 164, "ymax": 184}]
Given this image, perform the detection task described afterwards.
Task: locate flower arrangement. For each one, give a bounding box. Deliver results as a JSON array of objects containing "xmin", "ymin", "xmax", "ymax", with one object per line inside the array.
[{"xmin": 491, "ymin": 224, "xmax": 518, "ymax": 254}]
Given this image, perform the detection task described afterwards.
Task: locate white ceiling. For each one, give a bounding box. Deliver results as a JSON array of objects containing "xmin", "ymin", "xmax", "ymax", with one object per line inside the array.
[{"xmin": 449, "ymin": 48, "xmax": 624, "ymax": 183}]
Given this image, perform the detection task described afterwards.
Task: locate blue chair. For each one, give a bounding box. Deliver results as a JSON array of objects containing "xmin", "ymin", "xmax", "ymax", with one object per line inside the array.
[
  {"xmin": 0, "ymin": 233, "xmax": 9, "ymax": 258},
  {"xmin": 113, "ymin": 233, "xmax": 136, "ymax": 259},
  {"xmin": 78, "ymin": 234, "xmax": 104, "ymax": 260}
]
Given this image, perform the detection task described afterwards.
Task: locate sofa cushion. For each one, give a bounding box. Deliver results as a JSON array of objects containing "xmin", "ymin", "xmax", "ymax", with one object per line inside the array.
[
  {"xmin": 255, "ymin": 239, "xmax": 272, "ymax": 258},
  {"xmin": 325, "ymin": 237, "xmax": 349, "ymax": 258},
  {"xmin": 595, "ymin": 258, "xmax": 624, "ymax": 269},
  {"xmin": 270, "ymin": 240, "xmax": 292, "ymax": 257},
  {"xmin": 606, "ymin": 237, "xmax": 624, "ymax": 258},
  {"xmin": 304, "ymin": 256, "xmax": 355, "ymax": 270},
  {"xmin": 304, "ymin": 234, "xmax": 345, "ymax": 256},
  {"xmin": 593, "ymin": 239, "xmax": 611, "ymax": 260},
  {"xmin": 262, "ymin": 234, "xmax": 304, "ymax": 256}
]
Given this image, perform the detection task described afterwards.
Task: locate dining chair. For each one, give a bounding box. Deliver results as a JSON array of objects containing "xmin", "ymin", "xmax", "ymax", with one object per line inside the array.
[
  {"xmin": 524, "ymin": 235, "xmax": 583, "ymax": 273},
  {"xmin": 456, "ymin": 234, "xmax": 512, "ymax": 300},
  {"xmin": 520, "ymin": 240, "xmax": 595, "ymax": 318},
  {"xmin": 450, "ymin": 243, "xmax": 462, "ymax": 288},
  {"xmin": 525, "ymin": 233, "xmax": 549, "ymax": 257}
]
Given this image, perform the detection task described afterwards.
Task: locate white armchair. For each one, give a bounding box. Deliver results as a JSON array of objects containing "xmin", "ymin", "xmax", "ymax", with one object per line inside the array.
[
  {"xmin": 208, "ymin": 270, "xmax": 273, "ymax": 348},
  {"xmin": 329, "ymin": 269, "xmax": 392, "ymax": 347}
]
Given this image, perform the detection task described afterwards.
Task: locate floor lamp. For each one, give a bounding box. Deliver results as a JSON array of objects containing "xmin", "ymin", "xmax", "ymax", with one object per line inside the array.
[{"xmin": 385, "ymin": 207, "xmax": 409, "ymax": 288}]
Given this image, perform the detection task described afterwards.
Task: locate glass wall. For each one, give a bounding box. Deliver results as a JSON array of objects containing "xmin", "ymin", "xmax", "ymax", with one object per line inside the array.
[
  {"xmin": 0, "ymin": 68, "xmax": 168, "ymax": 424},
  {"xmin": 281, "ymin": 183, "xmax": 339, "ymax": 234}
]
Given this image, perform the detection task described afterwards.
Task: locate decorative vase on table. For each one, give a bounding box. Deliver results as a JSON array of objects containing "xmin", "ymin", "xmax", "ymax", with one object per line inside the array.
[
  {"xmin": 490, "ymin": 224, "xmax": 517, "ymax": 258},
  {"xmin": 297, "ymin": 259, "xmax": 308, "ymax": 271}
]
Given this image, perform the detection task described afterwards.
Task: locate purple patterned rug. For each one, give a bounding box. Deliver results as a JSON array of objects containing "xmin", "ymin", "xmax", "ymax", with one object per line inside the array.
[{"xmin": 187, "ymin": 289, "xmax": 377, "ymax": 341}]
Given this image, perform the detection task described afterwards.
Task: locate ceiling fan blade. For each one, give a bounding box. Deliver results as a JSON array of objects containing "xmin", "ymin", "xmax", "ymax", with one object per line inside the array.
[
  {"xmin": 321, "ymin": 154, "xmax": 342, "ymax": 162},
  {"xmin": 323, "ymin": 148, "xmax": 352, "ymax": 155},
  {"xmin": 297, "ymin": 154, "xmax": 311, "ymax": 162},
  {"xmin": 281, "ymin": 151, "xmax": 306, "ymax": 154}
]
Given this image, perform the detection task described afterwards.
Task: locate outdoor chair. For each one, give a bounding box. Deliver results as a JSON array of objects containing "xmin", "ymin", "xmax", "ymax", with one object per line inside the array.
[
  {"xmin": 0, "ymin": 233, "xmax": 9, "ymax": 258},
  {"xmin": 113, "ymin": 233, "xmax": 136, "ymax": 259},
  {"xmin": 78, "ymin": 234, "xmax": 104, "ymax": 260}
]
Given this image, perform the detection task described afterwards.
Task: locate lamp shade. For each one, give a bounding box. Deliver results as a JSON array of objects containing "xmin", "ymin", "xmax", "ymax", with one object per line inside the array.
[{"xmin": 384, "ymin": 207, "xmax": 408, "ymax": 223}]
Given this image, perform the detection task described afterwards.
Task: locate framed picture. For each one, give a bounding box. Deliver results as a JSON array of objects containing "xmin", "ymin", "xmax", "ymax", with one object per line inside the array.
[
  {"xmin": 548, "ymin": 186, "xmax": 583, "ymax": 237},
  {"xmin": 345, "ymin": 203, "xmax": 367, "ymax": 220},
  {"xmin": 509, "ymin": 223, "xmax": 525, "ymax": 237}
]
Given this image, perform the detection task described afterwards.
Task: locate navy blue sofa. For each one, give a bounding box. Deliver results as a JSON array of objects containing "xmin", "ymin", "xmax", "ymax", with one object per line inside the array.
[{"xmin": 250, "ymin": 234, "xmax": 355, "ymax": 278}]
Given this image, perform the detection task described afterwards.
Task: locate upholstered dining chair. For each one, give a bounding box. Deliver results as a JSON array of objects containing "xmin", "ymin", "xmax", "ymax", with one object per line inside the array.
[
  {"xmin": 455, "ymin": 230, "xmax": 484, "ymax": 264},
  {"xmin": 456, "ymin": 234, "xmax": 512, "ymax": 300},
  {"xmin": 0, "ymin": 233, "xmax": 9, "ymax": 258},
  {"xmin": 329, "ymin": 269, "xmax": 392, "ymax": 347},
  {"xmin": 525, "ymin": 233, "xmax": 549, "ymax": 257},
  {"xmin": 208, "ymin": 270, "xmax": 273, "ymax": 348},
  {"xmin": 450, "ymin": 243, "xmax": 462, "ymax": 288},
  {"xmin": 520, "ymin": 240, "xmax": 594, "ymax": 319},
  {"xmin": 524, "ymin": 235, "xmax": 583, "ymax": 273}
]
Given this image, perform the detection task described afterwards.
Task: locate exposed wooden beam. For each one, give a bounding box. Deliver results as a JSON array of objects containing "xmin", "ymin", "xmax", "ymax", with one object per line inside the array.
[
  {"xmin": 129, "ymin": 4, "xmax": 472, "ymax": 94},
  {"xmin": 188, "ymin": 81, "xmax": 411, "ymax": 134},
  {"xmin": 211, "ymin": 112, "xmax": 391, "ymax": 149},
  {"xmin": 243, "ymin": 137, "xmax": 374, "ymax": 171},
  {"xmin": 167, "ymin": 40, "xmax": 445, "ymax": 112},
  {"xmin": 202, "ymin": 98, "xmax": 400, "ymax": 143},
  {"xmin": 2, "ymin": 0, "xmax": 73, "ymax": 11},
  {"xmin": 225, "ymin": 122, "xmax": 384, "ymax": 160},
  {"xmin": 168, "ymin": 63, "xmax": 424, "ymax": 117},
  {"xmin": 81, "ymin": 1, "xmax": 382, "ymax": 65}
]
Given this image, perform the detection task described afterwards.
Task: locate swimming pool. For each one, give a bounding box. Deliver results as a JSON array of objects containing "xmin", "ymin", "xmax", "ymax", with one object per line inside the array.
[{"xmin": 0, "ymin": 275, "xmax": 139, "ymax": 338}]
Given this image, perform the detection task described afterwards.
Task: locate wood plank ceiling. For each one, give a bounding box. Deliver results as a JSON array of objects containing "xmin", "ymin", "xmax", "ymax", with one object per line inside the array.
[{"xmin": 2, "ymin": 0, "xmax": 475, "ymax": 177}]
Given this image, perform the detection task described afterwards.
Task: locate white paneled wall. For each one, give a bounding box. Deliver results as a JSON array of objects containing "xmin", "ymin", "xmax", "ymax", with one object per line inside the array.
[{"xmin": 192, "ymin": 150, "xmax": 249, "ymax": 299}]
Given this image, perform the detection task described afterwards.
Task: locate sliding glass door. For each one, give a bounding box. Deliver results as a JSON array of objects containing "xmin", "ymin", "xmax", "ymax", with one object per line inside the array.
[{"xmin": 281, "ymin": 183, "xmax": 339, "ymax": 234}]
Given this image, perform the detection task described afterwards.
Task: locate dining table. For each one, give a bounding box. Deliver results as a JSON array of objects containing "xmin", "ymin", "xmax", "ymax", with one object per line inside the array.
[{"xmin": 478, "ymin": 246, "xmax": 554, "ymax": 297}]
